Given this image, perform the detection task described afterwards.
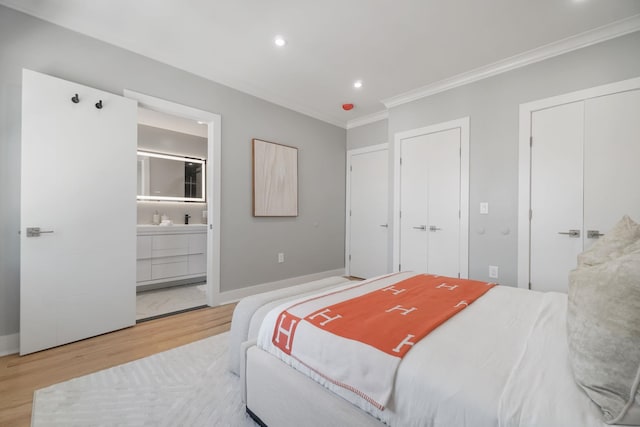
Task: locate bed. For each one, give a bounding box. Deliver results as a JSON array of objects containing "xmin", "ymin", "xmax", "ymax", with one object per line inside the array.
[{"xmin": 229, "ymin": 231, "xmax": 640, "ymax": 427}]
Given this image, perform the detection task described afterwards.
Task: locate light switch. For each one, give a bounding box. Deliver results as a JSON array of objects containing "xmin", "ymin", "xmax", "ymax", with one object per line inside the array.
[{"xmin": 480, "ymin": 202, "xmax": 489, "ymax": 215}]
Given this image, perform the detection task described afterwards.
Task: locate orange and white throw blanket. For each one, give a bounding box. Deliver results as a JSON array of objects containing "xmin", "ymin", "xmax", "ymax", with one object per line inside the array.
[{"xmin": 259, "ymin": 272, "xmax": 495, "ymax": 409}]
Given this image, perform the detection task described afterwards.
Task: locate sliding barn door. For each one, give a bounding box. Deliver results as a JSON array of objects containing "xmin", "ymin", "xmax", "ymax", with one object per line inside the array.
[{"xmin": 20, "ymin": 69, "xmax": 137, "ymax": 354}]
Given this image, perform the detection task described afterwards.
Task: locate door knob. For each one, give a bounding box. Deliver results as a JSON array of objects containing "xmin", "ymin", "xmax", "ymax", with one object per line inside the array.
[
  {"xmin": 413, "ymin": 225, "xmax": 427, "ymax": 230},
  {"xmin": 429, "ymin": 225, "xmax": 442, "ymax": 232},
  {"xmin": 558, "ymin": 229, "xmax": 580, "ymax": 238},
  {"xmin": 379, "ymin": 224, "xmax": 388, "ymax": 228},
  {"xmin": 587, "ymin": 230, "xmax": 605, "ymax": 239},
  {"xmin": 26, "ymin": 227, "xmax": 54, "ymax": 237}
]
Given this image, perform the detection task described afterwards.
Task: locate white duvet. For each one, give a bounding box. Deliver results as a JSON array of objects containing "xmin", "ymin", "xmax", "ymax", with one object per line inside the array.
[{"xmin": 257, "ymin": 280, "xmax": 609, "ymax": 426}]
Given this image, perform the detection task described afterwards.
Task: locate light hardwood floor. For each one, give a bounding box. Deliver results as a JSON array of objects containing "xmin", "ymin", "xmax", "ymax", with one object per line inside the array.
[{"xmin": 0, "ymin": 303, "xmax": 236, "ymax": 427}]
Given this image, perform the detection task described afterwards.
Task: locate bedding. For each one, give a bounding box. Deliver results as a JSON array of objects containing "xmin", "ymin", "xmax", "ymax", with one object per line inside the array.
[
  {"xmin": 228, "ymin": 275, "xmax": 352, "ymax": 375},
  {"xmin": 238, "ymin": 273, "xmax": 612, "ymax": 426},
  {"xmin": 267, "ymin": 273, "xmax": 495, "ymax": 408}
]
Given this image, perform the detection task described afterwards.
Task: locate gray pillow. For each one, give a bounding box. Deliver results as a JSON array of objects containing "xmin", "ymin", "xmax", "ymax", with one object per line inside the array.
[
  {"xmin": 568, "ymin": 245, "xmax": 640, "ymax": 425},
  {"xmin": 578, "ymin": 215, "xmax": 640, "ymax": 267}
]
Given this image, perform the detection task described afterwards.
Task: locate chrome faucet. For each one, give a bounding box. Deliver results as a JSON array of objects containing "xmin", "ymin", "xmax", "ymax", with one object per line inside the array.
[{"xmin": 184, "ymin": 214, "xmax": 191, "ymax": 224}]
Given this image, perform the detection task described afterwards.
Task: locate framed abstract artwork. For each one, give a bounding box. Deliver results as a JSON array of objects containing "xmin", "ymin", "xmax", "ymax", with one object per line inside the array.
[{"xmin": 252, "ymin": 139, "xmax": 298, "ymax": 217}]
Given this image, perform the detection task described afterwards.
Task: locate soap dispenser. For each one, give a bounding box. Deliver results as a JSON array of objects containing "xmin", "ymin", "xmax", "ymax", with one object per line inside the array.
[{"xmin": 152, "ymin": 210, "xmax": 160, "ymax": 225}]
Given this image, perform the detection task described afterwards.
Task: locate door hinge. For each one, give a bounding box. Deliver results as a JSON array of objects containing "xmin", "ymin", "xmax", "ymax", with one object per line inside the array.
[
  {"xmin": 459, "ymin": 210, "xmax": 461, "ymax": 218},
  {"xmin": 349, "ymin": 210, "xmax": 352, "ymax": 217},
  {"xmin": 458, "ymin": 273, "xmax": 460, "ymax": 278},
  {"xmin": 529, "ymin": 209, "xmax": 533, "ymax": 221},
  {"xmin": 349, "ymin": 254, "xmax": 351, "ymax": 261},
  {"xmin": 400, "ymin": 157, "xmax": 402, "ymax": 166},
  {"xmin": 529, "ymin": 136, "xmax": 533, "ymax": 147},
  {"xmin": 350, "ymin": 165, "xmax": 352, "ymax": 172},
  {"xmin": 399, "ymin": 263, "xmax": 401, "ymax": 271},
  {"xmin": 399, "ymin": 210, "xmax": 402, "ymax": 218},
  {"xmin": 528, "ymin": 282, "xmax": 532, "ymax": 290}
]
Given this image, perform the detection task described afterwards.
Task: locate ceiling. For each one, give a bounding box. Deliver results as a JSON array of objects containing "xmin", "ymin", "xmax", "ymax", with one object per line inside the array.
[{"xmin": 3, "ymin": 0, "xmax": 640, "ymax": 128}]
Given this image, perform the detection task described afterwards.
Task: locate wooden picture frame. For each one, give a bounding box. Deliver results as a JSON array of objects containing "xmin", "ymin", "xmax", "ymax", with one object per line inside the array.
[{"xmin": 252, "ymin": 139, "xmax": 298, "ymax": 217}]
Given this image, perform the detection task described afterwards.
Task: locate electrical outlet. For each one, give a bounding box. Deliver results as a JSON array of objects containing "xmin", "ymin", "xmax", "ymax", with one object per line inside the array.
[
  {"xmin": 480, "ymin": 202, "xmax": 489, "ymax": 215},
  {"xmin": 278, "ymin": 253, "xmax": 285, "ymax": 263},
  {"xmin": 489, "ymin": 265, "xmax": 499, "ymax": 279}
]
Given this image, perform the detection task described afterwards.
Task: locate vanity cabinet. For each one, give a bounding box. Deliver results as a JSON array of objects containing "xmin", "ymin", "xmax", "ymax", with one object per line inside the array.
[{"xmin": 136, "ymin": 225, "xmax": 206, "ymax": 289}]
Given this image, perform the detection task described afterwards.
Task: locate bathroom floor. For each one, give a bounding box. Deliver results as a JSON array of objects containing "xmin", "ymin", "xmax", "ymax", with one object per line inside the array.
[{"xmin": 136, "ymin": 283, "xmax": 207, "ymax": 321}]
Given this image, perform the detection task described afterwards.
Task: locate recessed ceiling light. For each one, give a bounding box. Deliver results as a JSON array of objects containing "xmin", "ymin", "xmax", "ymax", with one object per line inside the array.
[
  {"xmin": 353, "ymin": 80, "xmax": 363, "ymax": 89},
  {"xmin": 274, "ymin": 36, "xmax": 287, "ymax": 47}
]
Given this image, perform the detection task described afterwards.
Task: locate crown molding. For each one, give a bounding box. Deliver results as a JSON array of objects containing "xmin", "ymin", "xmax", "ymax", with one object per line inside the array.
[
  {"xmin": 382, "ymin": 14, "xmax": 640, "ymax": 109},
  {"xmin": 346, "ymin": 110, "xmax": 389, "ymax": 129}
]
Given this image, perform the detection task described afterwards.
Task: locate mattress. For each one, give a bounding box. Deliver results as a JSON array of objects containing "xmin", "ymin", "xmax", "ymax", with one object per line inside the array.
[{"xmin": 233, "ymin": 274, "xmax": 610, "ymax": 426}]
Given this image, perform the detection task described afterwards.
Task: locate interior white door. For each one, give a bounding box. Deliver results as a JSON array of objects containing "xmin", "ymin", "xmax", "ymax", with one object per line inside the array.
[
  {"xmin": 20, "ymin": 69, "xmax": 137, "ymax": 355},
  {"xmin": 530, "ymin": 101, "xmax": 584, "ymax": 293},
  {"xmin": 584, "ymin": 89, "xmax": 640, "ymax": 246},
  {"xmin": 400, "ymin": 135, "xmax": 430, "ymax": 273},
  {"xmin": 400, "ymin": 128, "xmax": 461, "ymax": 276},
  {"xmin": 426, "ymin": 129, "xmax": 461, "ymax": 277},
  {"xmin": 348, "ymin": 148, "xmax": 388, "ymax": 278}
]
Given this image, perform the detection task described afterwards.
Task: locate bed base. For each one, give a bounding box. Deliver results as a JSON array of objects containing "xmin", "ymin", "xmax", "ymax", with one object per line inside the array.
[{"xmin": 246, "ymin": 345, "xmax": 384, "ymax": 427}]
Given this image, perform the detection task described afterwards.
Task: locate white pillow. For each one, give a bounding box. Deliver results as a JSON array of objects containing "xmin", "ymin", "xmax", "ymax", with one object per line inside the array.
[
  {"xmin": 568, "ymin": 243, "xmax": 640, "ymax": 425},
  {"xmin": 578, "ymin": 215, "xmax": 640, "ymax": 267}
]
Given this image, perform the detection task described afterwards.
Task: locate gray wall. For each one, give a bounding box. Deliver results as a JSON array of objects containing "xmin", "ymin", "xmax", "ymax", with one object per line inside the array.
[
  {"xmin": 346, "ymin": 119, "xmax": 388, "ymax": 150},
  {"xmin": 347, "ymin": 31, "xmax": 640, "ymax": 286},
  {"xmin": 0, "ymin": 6, "xmax": 346, "ymax": 337}
]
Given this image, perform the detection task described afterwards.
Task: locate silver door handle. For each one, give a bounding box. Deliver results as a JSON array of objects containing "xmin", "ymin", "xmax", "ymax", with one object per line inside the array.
[
  {"xmin": 413, "ymin": 225, "xmax": 427, "ymax": 230},
  {"xmin": 379, "ymin": 224, "xmax": 388, "ymax": 228},
  {"xmin": 26, "ymin": 227, "xmax": 54, "ymax": 237},
  {"xmin": 587, "ymin": 230, "xmax": 604, "ymax": 239},
  {"xmin": 558, "ymin": 229, "xmax": 580, "ymax": 238},
  {"xmin": 429, "ymin": 225, "xmax": 442, "ymax": 232}
]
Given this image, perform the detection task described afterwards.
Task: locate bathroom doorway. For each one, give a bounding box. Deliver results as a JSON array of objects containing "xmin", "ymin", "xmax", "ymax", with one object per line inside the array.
[{"xmin": 125, "ymin": 91, "xmax": 221, "ymax": 321}]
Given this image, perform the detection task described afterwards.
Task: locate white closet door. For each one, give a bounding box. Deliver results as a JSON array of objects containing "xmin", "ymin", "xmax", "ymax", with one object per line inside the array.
[
  {"xmin": 426, "ymin": 129, "xmax": 460, "ymax": 277},
  {"xmin": 348, "ymin": 148, "xmax": 389, "ymax": 279},
  {"xmin": 400, "ymin": 135, "xmax": 430, "ymax": 273},
  {"xmin": 530, "ymin": 101, "xmax": 584, "ymax": 293},
  {"xmin": 584, "ymin": 89, "xmax": 640, "ymax": 245},
  {"xmin": 20, "ymin": 70, "xmax": 137, "ymax": 354},
  {"xmin": 400, "ymin": 128, "xmax": 461, "ymax": 276}
]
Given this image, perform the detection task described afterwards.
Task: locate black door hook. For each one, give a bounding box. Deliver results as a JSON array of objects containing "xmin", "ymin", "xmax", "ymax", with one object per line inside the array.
[
  {"xmin": 71, "ymin": 94, "xmax": 79, "ymax": 103},
  {"xmin": 95, "ymin": 100, "xmax": 103, "ymax": 109}
]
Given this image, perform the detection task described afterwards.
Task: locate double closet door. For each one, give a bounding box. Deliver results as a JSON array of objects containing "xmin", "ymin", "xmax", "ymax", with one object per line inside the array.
[
  {"xmin": 530, "ymin": 88, "xmax": 640, "ymax": 292},
  {"xmin": 399, "ymin": 127, "xmax": 462, "ymax": 278}
]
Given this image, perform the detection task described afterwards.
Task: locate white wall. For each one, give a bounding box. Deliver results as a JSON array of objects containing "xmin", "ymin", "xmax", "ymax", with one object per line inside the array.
[
  {"xmin": 0, "ymin": 6, "xmax": 346, "ymax": 338},
  {"xmin": 347, "ymin": 31, "xmax": 640, "ymax": 285}
]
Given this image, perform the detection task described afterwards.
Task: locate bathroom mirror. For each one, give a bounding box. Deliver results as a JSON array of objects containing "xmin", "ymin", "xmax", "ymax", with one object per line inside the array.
[{"xmin": 137, "ymin": 151, "xmax": 206, "ymax": 202}]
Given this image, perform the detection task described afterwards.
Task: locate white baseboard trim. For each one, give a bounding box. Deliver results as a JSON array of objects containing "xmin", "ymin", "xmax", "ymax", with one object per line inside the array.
[
  {"xmin": 217, "ymin": 268, "xmax": 345, "ymax": 305},
  {"xmin": 0, "ymin": 333, "xmax": 19, "ymax": 356}
]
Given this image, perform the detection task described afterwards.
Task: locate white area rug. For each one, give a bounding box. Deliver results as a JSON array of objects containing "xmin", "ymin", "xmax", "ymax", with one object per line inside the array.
[{"xmin": 32, "ymin": 332, "xmax": 258, "ymax": 426}]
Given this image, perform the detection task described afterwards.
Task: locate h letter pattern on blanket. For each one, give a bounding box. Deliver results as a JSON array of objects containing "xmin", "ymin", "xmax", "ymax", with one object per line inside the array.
[
  {"xmin": 273, "ymin": 274, "xmax": 495, "ymax": 357},
  {"xmin": 269, "ymin": 273, "xmax": 496, "ymax": 408}
]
